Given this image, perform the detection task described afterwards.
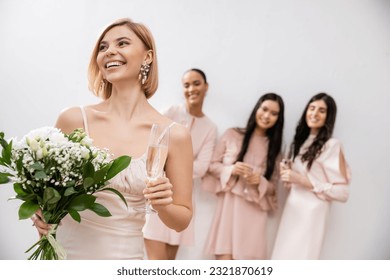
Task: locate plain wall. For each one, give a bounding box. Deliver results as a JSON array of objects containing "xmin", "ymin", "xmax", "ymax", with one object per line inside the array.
[{"xmin": 0, "ymin": 0, "xmax": 389, "ymax": 259}]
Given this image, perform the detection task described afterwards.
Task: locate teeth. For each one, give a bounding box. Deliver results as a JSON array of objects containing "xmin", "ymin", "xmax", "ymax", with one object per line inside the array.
[{"xmin": 105, "ymin": 61, "xmax": 124, "ymax": 68}]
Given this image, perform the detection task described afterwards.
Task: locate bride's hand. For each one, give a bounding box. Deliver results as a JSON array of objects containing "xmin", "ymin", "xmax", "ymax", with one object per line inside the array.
[
  {"xmin": 144, "ymin": 177, "xmax": 173, "ymax": 208},
  {"xmin": 31, "ymin": 209, "xmax": 51, "ymax": 237}
]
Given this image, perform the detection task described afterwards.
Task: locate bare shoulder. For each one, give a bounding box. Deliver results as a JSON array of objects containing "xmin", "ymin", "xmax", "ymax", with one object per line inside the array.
[
  {"xmin": 169, "ymin": 123, "xmax": 192, "ymax": 145},
  {"xmin": 325, "ymin": 138, "xmax": 343, "ymax": 150},
  {"xmin": 54, "ymin": 106, "xmax": 84, "ymax": 134}
]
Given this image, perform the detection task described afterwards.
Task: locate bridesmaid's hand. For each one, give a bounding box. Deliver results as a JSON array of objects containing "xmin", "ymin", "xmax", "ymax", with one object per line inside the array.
[
  {"xmin": 280, "ymin": 169, "xmax": 312, "ymax": 190},
  {"xmin": 232, "ymin": 162, "xmax": 253, "ymax": 178},
  {"xmin": 31, "ymin": 209, "xmax": 51, "ymax": 237},
  {"xmin": 144, "ymin": 177, "xmax": 173, "ymax": 208},
  {"xmin": 245, "ymin": 172, "xmax": 261, "ymax": 185}
]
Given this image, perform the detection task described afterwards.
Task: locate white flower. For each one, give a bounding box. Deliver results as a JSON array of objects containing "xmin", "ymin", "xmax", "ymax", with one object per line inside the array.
[
  {"xmin": 49, "ymin": 131, "xmax": 68, "ymax": 144},
  {"xmin": 28, "ymin": 138, "xmax": 39, "ymax": 152},
  {"xmin": 36, "ymin": 149, "xmax": 43, "ymax": 160},
  {"xmin": 80, "ymin": 136, "xmax": 93, "ymax": 147}
]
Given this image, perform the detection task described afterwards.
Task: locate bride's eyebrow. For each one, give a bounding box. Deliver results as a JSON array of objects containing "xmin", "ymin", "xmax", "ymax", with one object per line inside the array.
[
  {"xmin": 100, "ymin": 37, "xmax": 132, "ymax": 44},
  {"xmin": 116, "ymin": 36, "xmax": 132, "ymax": 42}
]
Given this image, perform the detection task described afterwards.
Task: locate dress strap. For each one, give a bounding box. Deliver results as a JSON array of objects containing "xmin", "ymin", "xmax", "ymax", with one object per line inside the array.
[
  {"xmin": 79, "ymin": 106, "xmax": 90, "ymax": 136},
  {"xmin": 168, "ymin": 122, "xmax": 176, "ymax": 129}
]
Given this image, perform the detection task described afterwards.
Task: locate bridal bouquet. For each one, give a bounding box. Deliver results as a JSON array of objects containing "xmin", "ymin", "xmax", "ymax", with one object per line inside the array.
[{"xmin": 0, "ymin": 127, "xmax": 131, "ymax": 260}]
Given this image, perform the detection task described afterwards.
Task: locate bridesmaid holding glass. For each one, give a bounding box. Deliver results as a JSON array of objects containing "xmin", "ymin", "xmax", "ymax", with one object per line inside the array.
[
  {"xmin": 271, "ymin": 92, "xmax": 351, "ymax": 260},
  {"xmin": 202, "ymin": 93, "xmax": 284, "ymax": 260},
  {"xmin": 143, "ymin": 68, "xmax": 218, "ymax": 259}
]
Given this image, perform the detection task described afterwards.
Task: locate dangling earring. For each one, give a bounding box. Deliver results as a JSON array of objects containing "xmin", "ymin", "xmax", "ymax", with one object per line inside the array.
[{"xmin": 139, "ymin": 61, "xmax": 150, "ymax": 85}]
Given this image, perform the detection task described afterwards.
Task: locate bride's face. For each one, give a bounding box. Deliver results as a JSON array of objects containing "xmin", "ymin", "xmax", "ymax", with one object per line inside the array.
[{"xmin": 96, "ymin": 25, "xmax": 149, "ymax": 84}]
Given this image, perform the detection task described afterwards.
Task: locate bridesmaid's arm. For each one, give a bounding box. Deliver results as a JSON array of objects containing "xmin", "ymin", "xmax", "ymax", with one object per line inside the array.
[
  {"xmin": 309, "ymin": 150, "xmax": 350, "ymax": 202},
  {"xmin": 193, "ymin": 125, "xmax": 217, "ymax": 179},
  {"xmin": 207, "ymin": 129, "xmax": 240, "ymax": 190}
]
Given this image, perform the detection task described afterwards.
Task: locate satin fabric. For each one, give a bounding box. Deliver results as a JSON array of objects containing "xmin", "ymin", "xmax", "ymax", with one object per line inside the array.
[
  {"xmin": 271, "ymin": 135, "xmax": 351, "ymax": 260},
  {"xmin": 56, "ymin": 107, "xmax": 148, "ymax": 259}
]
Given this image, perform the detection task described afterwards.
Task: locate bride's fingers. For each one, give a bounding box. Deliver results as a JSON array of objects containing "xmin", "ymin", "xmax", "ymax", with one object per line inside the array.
[
  {"xmin": 145, "ymin": 187, "xmax": 173, "ymax": 199},
  {"xmin": 144, "ymin": 180, "xmax": 172, "ymax": 194},
  {"xmin": 149, "ymin": 196, "xmax": 173, "ymax": 206}
]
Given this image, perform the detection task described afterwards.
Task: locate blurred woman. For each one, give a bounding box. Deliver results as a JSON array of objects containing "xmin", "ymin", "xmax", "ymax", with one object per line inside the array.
[
  {"xmin": 203, "ymin": 93, "xmax": 284, "ymax": 260},
  {"xmin": 271, "ymin": 93, "xmax": 351, "ymax": 260},
  {"xmin": 143, "ymin": 68, "xmax": 218, "ymax": 259}
]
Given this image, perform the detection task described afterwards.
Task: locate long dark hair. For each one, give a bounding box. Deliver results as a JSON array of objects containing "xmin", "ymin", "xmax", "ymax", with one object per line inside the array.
[
  {"xmin": 291, "ymin": 92, "xmax": 337, "ymax": 169},
  {"xmin": 235, "ymin": 93, "xmax": 284, "ymax": 180}
]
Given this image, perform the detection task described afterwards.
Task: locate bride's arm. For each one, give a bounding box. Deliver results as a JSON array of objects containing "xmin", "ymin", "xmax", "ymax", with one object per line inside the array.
[
  {"xmin": 54, "ymin": 107, "xmax": 84, "ymax": 133},
  {"xmin": 146, "ymin": 124, "xmax": 193, "ymax": 232}
]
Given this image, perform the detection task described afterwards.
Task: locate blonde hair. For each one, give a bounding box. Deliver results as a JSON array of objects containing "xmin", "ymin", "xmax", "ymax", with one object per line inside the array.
[{"xmin": 88, "ymin": 18, "xmax": 159, "ymax": 99}]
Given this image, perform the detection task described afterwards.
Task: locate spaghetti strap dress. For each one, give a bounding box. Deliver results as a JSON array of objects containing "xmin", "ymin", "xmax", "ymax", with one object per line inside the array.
[{"xmin": 56, "ymin": 106, "xmax": 148, "ymax": 259}]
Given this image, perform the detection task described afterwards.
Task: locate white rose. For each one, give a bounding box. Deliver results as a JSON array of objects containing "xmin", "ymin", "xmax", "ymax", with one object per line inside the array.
[
  {"xmin": 81, "ymin": 136, "xmax": 93, "ymax": 147},
  {"xmin": 80, "ymin": 148, "xmax": 90, "ymax": 160},
  {"xmin": 29, "ymin": 138, "xmax": 39, "ymax": 152},
  {"xmin": 36, "ymin": 149, "xmax": 43, "ymax": 160}
]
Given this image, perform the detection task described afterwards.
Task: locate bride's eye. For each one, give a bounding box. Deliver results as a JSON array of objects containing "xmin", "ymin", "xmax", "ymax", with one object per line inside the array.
[{"xmin": 99, "ymin": 44, "xmax": 108, "ymax": 52}]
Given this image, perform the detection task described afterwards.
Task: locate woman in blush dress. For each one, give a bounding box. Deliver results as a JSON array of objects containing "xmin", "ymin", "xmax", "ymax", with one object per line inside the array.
[
  {"xmin": 31, "ymin": 18, "xmax": 193, "ymax": 260},
  {"xmin": 144, "ymin": 68, "xmax": 218, "ymax": 260},
  {"xmin": 271, "ymin": 93, "xmax": 351, "ymax": 260},
  {"xmin": 202, "ymin": 93, "xmax": 284, "ymax": 260}
]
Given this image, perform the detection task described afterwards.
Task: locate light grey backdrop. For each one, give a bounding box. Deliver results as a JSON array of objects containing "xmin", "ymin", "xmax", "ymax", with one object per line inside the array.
[{"xmin": 0, "ymin": 0, "xmax": 389, "ymax": 259}]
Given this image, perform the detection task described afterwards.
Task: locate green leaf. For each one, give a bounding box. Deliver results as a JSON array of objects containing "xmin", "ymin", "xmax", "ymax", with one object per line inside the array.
[
  {"xmin": 43, "ymin": 187, "xmax": 61, "ymax": 205},
  {"xmin": 101, "ymin": 187, "xmax": 128, "ymax": 208},
  {"xmin": 64, "ymin": 186, "xmax": 78, "ymax": 196},
  {"xmin": 15, "ymin": 193, "xmax": 36, "ymax": 201},
  {"xmin": 89, "ymin": 202, "xmax": 111, "ymax": 217},
  {"xmin": 105, "ymin": 156, "xmax": 131, "ymax": 180},
  {"xmin": 16, "ymin": 155, "xmax": 23, "ymax": 171},
  {"xmin": 93, "ymin": 164, "xmax": 111, "ymax": 184},
  {"xmin": 1, "ymin": 139, "xmax": 12, "ymax": 165},
  {"xmin": 67, "ymin": 194, "xmax": 96, "ymax": 211},
  {"xmin": 18, "ymin": 201, "xmax": 40, "ymax": 220},
  {"xmin": 42, "ymin": 211, "xmax": 52, "ymax": 223},
  {"xmin": 83, "ymin": 177, "xmax": 94, "ymax": 189},
  {"xmin": 14, "ymin": 183, "xmax": 28, "ymax": 196},
  {"xmin": 68, "ymin": 209, "xmax": 81, "ymax": 223},
  {"xmin": 34, "ymin": 170, "xmax": 47, "ymax": 180},
  {"xmin": 0, "ymin": 173, "xmax": 10, "ymax": 184},
  {"xmin": 83, "ymin": 161, "xmax": 95, "ymax": 179},
  {"xmin": 30, "ymin": 162, "xmax": 44, "ymax": 171},
  {"xmin": 65, "ymin": 180, "xmax": 75, "ymax": 188}
]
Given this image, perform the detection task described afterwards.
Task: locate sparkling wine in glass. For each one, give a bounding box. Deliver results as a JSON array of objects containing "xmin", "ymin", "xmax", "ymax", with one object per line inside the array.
[
  {"xmin": 135, "ymin": 123, "xmax": 170, "ymax": 214},
  {"xmin": 281, "ymin": 144, "xmax": 292, "ymax": 168}
]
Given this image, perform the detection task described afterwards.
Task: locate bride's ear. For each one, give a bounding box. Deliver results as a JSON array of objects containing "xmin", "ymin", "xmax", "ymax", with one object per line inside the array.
[{"xmin": 144, "ymin": 50, "xmax": 153, "ymax": 64}]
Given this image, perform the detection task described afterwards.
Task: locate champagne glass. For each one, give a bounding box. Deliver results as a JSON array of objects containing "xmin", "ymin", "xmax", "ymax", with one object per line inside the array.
[
  {"xmin": 135, "ymin": 124, "xmax": 170, "ymax": 213},
  {"xmin": 281, "ymin": 144, "xmax": 292, "ymax": 168},
  {"xmin": 243, "ymin": 165, "xmax": 253, "ymax": 194},
  {"xmin": 281, "ymin": 144, "xmax": 292, "ymax": 189}
]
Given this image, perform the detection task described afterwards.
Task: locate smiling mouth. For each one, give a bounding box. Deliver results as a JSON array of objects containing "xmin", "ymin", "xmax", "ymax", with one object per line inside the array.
[
  {"xmin": 259, "ymin": 119, "xmax": 270, "ymax": 125},
  {"xmin": 105, "ymin": 61, "xmax": 125, "ymax": 69}
]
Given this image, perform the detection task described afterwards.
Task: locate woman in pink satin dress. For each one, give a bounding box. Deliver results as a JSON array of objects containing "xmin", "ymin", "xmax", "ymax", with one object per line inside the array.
[
  {"xmin": 144, "ymin": 69, "xmax": 218, "ymax": 259},
  {"xmin": 31, "ymin": 18, "xmax": 193, "ymax": 259},
  {"xmin": 271, "ymin": 93, "xmax": 351, "ymax": 260},
  {"xmin": 202, "ymin": 93, "xmax": 284, "ymax": 260}
]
